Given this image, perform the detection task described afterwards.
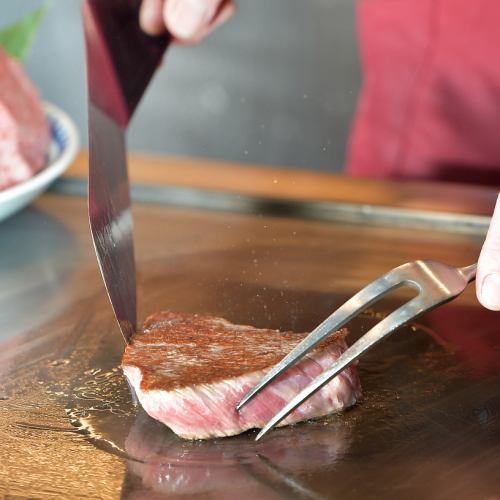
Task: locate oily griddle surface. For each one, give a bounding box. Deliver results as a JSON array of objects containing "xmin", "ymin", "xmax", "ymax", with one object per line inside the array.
[
  {"xmin": 1, "ymin": 193, "xmax": 499, "ymax": 499},
  {"xmin": 123, "ymin": 310, "xmax": 346, "ymax": 390}
]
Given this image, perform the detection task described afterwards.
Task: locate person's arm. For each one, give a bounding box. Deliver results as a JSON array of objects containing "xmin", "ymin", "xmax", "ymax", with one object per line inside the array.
[
  {"xmin": 477, "ymin": 194, "xmax": 500, "ymax": 311},
  {"xmin": 140, "ymin": 0, "xmax": 235, "ymax": 43}
]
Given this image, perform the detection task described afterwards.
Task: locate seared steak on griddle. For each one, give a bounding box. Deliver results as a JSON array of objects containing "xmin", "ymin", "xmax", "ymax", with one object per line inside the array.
[{"xmin": 122, "ymin": 311, "xmax": 361, "ymax": 439}]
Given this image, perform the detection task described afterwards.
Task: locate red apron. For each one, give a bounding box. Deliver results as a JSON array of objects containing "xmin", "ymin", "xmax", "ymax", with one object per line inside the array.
[{"xmin": 347, "ymin": 0, "xmax": 500, "ymax": 186}]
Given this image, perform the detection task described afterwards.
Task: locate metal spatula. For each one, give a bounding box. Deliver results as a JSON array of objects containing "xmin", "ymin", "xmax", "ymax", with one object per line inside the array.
[{"xmin": 83, "ymin": 0, "xmax": 169, "ymax": 342}]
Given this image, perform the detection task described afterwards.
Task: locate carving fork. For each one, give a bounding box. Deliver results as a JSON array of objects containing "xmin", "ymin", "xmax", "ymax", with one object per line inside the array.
[{"xmin": 236, "ymin": 260, "xmax": 477, "ymax": 440}]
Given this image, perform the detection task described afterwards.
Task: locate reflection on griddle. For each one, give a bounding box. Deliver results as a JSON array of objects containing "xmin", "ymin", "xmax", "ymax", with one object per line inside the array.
[
  {"xmin": 0, "ymin": 207, "xmax": 77, "ymax": 340},
  {"xmin": 426, "ymin": 304, "xmax": 500, "ymax": 376},
  {"xmin": 123, "ymin": 409, "xmax": 350, "ymax": 498}
]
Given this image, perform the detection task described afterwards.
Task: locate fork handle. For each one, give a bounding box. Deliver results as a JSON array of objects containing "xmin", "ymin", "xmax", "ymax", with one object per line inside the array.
[{"xmin": 459, "ymin": 263, "xmax": 477, "ymax": 283}]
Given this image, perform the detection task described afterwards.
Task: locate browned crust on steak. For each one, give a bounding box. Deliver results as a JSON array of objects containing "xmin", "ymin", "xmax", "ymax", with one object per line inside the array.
[{"xmin": 122, "ymin": 311, "xmax": 347, "ymax": 392}]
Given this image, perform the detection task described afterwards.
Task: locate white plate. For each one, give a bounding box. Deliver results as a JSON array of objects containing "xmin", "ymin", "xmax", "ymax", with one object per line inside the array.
[{"xmin": 0, "ymin": 102, "xmax": 80, "ymax": 223}]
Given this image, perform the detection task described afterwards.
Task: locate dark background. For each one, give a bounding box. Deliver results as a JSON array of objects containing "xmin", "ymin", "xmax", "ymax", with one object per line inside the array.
[{"xmin": 3, "ymin": 0, "xmax": 361, "ymax": 172}]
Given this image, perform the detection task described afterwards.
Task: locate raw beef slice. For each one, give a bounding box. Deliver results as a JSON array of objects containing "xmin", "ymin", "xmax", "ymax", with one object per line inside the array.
[
  {"xmin": 0, "ymin": 48, "xmax": 50, "ymax": 190},
  {"xmin": 122, "ymin": 311, "xmax": 361, "ymax": 439}
]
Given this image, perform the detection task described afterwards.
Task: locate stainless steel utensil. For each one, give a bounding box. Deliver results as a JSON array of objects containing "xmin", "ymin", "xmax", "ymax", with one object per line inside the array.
[
  {"xmin": 83, "ymin": 0, "xmax": 169, "ymax": 342},
  {"xmin": 237, "ymin": 260, "xmax": 477, "ymax": 440}
]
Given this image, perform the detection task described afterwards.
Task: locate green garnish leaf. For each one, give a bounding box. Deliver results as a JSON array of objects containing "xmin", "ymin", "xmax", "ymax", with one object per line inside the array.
[{"xmin": 0, "ymin": 3, "xmax": 50, "ymax": 61}]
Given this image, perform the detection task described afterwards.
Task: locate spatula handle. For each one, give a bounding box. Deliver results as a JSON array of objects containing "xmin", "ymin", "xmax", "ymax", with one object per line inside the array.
[{"xmin": 83, "ymin": 0, "xmax": 170, "ymax": 127}]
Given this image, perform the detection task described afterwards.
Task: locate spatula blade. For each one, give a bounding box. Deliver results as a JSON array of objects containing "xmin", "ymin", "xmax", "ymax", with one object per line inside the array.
[{"xmin": 83, "ymin": 0, "xmax": 169, "ymax": 342}]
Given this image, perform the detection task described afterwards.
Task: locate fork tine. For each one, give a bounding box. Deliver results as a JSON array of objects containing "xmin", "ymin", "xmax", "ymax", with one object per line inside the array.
[
  {"xmin": 236, "ymin": 268, "xmax": 406, "ymax": 411},
  {"xmin": 255, "ymin": 296, "xmax": 427, "ymax": 441}
]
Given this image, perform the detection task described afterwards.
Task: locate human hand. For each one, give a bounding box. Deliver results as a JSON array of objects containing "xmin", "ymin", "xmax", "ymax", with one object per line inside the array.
[
  {"xmin": 140, "ymin": 0, "xmax": 235, "ymax": 43},
  {"xmin": 476, "ymin": 193, "xmax": 500, "ymax": 310}
]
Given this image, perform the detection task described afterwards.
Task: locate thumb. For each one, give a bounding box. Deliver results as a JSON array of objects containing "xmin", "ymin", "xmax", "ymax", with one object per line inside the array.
[{"xmin": 476, "ymin": 193, "xmax": 500, "ymax": 310}]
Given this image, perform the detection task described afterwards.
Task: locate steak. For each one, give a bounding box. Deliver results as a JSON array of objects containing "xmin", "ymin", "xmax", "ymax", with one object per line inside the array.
[
  {"xmin": 122, "ymin": 311, "xmax": 361, "ymax": 440},
  {"xmin": 0, "ymin": 48, "xmax": 50, "ymax": 190}
]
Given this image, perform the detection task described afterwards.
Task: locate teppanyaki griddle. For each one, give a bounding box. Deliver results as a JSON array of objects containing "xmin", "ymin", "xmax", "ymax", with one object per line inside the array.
[{"xmin": 0, "ymin": 178, "xmax": 498, "ymax": 499}]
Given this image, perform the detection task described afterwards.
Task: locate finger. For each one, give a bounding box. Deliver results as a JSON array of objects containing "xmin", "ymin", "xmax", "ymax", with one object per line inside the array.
[
  {"xmin": 186, "ymin": 1, "xmax": 235, "ymax": 45},
  {"xmin": 476, "ymin": 193, "xmax": 500, "ymax": 311},
  {"xmin": 164, "ymin": 0, "xmax": 234, "ymax": 44},
  {"xmin": 140, "ymin": 0, "xmax": 167, "ymax": 35}
]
